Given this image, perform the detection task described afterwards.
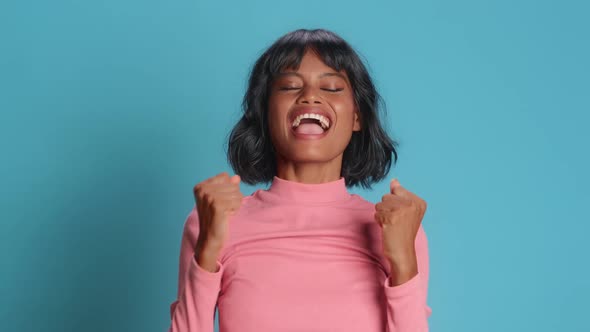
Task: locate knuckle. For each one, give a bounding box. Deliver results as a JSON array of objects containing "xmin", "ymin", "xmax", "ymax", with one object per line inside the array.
[{"xmin": 204, "ymin": 193, "xmax": 214, "ymax": 205}]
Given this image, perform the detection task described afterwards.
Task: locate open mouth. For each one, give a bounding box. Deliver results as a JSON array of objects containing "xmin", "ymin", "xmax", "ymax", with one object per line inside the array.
[{"xmin": 290, "ymin": 113, "xmax": 331, "ymax": 138}]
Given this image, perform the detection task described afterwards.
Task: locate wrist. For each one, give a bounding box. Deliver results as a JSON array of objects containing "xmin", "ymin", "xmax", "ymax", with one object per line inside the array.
[
  {"xmin": 385, "ymin": 248, "xmax": 416, "ymax": 267},
  {"xmin": 196, "ymin": 234, "xmax": 224, "ymax": 253},
  {"xmin": 195, "ymin": 240, "xmax": 222, "ymax": 273},
  {"xmin": 388, "ymin": 266, "xmax": 418, "ymax": 286},
  {"xmin": 195, "ymin": 249, "xmax": 220, "ymax": 273},
  {"xmin": 386, "ymin": 253, "xmax": 418, "ymax": 286}
]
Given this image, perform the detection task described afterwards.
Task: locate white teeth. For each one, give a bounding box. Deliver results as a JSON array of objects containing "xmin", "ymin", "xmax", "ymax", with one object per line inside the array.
[{"xmin": 291, "ymin": 113, "xmax": 331, "ymax": 130}]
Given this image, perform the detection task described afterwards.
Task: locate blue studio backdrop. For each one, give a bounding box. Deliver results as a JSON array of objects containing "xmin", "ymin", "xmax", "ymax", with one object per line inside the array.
[{"xmin": 1, "ymin": 0, "xmax": 588, "ymax": 331}]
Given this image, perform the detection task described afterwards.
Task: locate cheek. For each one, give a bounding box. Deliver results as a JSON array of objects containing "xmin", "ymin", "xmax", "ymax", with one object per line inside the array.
[
  {"xmin": 268, "ymin": 95, "xmax": 293, "ymax": 121},
  {"xmin": 267, "ymin": 104, "xmax": 290, "ymax": 137},
  {"xmin": 333, "ymin": 105, "xmax": 357, "ymax": 128},
  {"xmin": 267, "ymin": 113, "xmax": 283, "ymax": 138}
]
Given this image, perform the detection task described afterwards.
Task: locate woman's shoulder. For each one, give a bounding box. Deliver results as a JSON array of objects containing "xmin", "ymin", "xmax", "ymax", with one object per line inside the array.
[{"xmin": 348, "ymin": 193, "xmax": 377, "ymax": 209}]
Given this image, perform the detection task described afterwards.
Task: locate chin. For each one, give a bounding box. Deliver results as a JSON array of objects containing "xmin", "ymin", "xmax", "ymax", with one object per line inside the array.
[{"xmin": 284, "ymin": 149, "xmax": 338, "ymax": 163}]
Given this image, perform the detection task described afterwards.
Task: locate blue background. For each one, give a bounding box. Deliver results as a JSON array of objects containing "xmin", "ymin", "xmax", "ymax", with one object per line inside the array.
[{"xmin": 1, "ymin": 0, "xmax": 588, "ymax": 331}]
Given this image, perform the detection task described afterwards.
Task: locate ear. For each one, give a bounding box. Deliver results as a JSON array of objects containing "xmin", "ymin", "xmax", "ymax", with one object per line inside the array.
[{"xmin": 352, "ymin": 109, "xmax": 361, "ymax": 132}]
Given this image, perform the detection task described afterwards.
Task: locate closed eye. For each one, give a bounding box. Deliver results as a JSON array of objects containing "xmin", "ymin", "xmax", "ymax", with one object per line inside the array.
[{"xmin": 278, "ymin": 87, "xmax": 344, "ymax": 92}]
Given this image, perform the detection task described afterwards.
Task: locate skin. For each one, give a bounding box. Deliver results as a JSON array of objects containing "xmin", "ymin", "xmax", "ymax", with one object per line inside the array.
[
  {"xmin": 194, "ymin": 50, "xmax": 428, "ymax": 287},
  {"xmin": 267, "ymin": 49, "xmax": 361, "ymax": 184},
  {"xmin": 375, "ymin": 179, "xmax": 427, "ymax": 286}
]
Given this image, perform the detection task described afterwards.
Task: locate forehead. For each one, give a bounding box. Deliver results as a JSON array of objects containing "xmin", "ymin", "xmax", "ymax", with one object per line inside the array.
[
  {"xmin": 276, "ymin": 71, "xmax": 347, "ymax": 80},
  {"xmin": 295, "ymin": 50, "xmax": 335, "ymax": 70},
  {"xmin": 280, "ymin": 50, "xmax": 348, "ymax": 76}
]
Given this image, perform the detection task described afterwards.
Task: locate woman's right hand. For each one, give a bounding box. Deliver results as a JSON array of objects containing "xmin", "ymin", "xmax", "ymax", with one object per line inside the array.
[{"xmin": 193, "ymin": 172, "xmax": 244, "ymax": 272}]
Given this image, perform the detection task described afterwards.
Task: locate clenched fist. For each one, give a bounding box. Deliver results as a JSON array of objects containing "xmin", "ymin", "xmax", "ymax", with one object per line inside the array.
[
  {"xmin": 374, "ymin": 178, "xmax": 427, "ymax": 285},
  {"xmin": 193, "ymin": 172, "xmax": 244, "ymax": 272}
]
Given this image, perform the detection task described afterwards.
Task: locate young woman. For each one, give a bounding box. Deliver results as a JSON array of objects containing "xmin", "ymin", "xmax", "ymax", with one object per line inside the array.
[{"xmin": 168, "ymin": 28, "xmax": 432, "ymax": 332}]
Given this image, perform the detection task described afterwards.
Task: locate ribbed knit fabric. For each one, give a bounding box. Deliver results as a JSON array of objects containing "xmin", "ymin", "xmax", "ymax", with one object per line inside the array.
[{"xmin": 168, "ymin": 176, "xmax": 432, "ymax": 332}]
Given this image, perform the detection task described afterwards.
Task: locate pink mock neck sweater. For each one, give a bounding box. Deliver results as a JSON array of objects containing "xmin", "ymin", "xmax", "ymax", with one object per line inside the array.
[{"xmin": 168, "ymin": 176, "xmax": 432, "ymax": 332}]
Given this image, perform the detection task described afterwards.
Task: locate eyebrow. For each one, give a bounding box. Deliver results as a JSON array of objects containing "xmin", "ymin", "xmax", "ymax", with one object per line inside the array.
[{"xmin": 277, "ymin": 72, "xmax": 347, "ymax": 80}]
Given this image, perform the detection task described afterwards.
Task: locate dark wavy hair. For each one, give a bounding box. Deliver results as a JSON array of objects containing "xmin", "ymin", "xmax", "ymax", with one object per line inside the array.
[{"xmin": 225, "ymin": 28, "xmax": 398, "ymax": 189}]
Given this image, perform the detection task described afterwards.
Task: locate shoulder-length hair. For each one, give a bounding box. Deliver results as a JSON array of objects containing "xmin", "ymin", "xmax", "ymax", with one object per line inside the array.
[{"xmin": 226, "ymin": 28, "xmax": 398, "ymax": 189}]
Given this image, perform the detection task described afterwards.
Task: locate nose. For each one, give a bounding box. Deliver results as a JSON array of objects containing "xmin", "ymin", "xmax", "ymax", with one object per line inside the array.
[{"xmin": 296, "ymin": 86, "xmax": 322, "ymax": 104}]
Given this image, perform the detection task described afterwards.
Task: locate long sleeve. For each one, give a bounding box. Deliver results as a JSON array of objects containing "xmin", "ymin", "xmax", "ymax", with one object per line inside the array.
[
  {"xmin": 383, "ymin": 224, "xmax": 432, "ymax": 332},
  {"xmin": 168, "ymin": 206, "xmax": 224, "ymax": 332}
]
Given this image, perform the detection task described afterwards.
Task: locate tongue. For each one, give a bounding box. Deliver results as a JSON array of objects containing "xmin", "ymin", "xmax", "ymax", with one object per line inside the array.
[{"xmin": 295, "ymin": 123, "xmax": 324, "ymax": 135}]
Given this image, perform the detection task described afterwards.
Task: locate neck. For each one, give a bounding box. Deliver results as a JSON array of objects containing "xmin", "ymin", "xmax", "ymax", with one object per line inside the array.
[{"xmin": 276, "ymin": 155, "xmax": 343, "ymax": 184}]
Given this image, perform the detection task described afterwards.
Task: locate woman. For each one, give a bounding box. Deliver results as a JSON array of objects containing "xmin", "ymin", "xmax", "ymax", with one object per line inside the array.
[{"xmin": 168, "ymin": 28, "xmax": 432, "ymax": 332}]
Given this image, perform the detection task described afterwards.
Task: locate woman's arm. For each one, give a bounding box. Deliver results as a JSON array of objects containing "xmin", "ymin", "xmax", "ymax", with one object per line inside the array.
[
  {"xmin": 168, "ymin": 207, "xmax": 223, "ymax": 332},
  {"xmin": 382, "ymin": 224, "xmax": 432, "ymax": 332}
]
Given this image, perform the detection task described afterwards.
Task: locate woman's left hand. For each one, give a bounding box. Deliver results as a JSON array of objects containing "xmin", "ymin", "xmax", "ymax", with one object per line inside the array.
[{"xmin": 374, "ymin": 179, "xmax": 428, "ymax": 284}]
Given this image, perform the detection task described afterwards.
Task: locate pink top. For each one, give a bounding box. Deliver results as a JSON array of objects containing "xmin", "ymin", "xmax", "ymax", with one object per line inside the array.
[{"xmin": 168, "ymin": 176, "xmax": 432, "ymax": 332}]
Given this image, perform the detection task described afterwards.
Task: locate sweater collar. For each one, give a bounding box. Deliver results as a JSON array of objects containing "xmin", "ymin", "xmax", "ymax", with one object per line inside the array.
[{"xmin": 259, "ymin": 175, "xmax": 351, "ymax": 204}]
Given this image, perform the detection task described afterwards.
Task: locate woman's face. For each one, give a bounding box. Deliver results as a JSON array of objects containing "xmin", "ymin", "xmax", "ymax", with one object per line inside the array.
[{"xmin": 267, "ymin": 50, "xmax": 361, "ymax": 164}]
